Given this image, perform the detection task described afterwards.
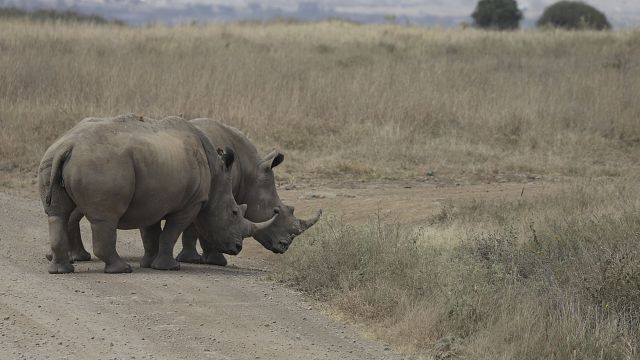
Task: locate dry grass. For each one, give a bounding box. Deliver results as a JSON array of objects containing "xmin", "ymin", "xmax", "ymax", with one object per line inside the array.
[
  {"xmin": 3, "ymin": 20, "xmax": 640, "ymax": 359},
  {"xmin": 276, "ymin": 179, "xmax": 640, "ymax": 359},
  {"xmin": 1, "ymin": 20, "xmax": 639, "ymax": 181}
]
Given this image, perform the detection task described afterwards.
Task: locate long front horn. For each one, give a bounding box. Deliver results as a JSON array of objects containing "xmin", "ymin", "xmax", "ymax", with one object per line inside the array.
[
  {"xmin": 250, "ymin": 214, "xmax": 278, "ymax": 236},
  {"xmin": 299, "ymin": 209, "xmax": 323, "ymax": 232}
]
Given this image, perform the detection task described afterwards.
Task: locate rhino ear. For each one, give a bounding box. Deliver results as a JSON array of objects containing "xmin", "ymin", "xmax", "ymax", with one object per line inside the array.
[
  {"xmin": 221, "ymin": 147, "xmax": 235, "ymax": 171},
  {"xmin": 261, "ymin": 150, "xmax": 284, "ymax": 170},
  {"xmin": 271, "ymin": 152, "xmax": 284, "ymax": 168}
]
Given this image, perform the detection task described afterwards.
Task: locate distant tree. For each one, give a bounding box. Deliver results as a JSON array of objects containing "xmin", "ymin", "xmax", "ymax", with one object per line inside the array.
[
  {"xmin": 537, "ymin": 1, "xmax": 610, "ymax": 30},
  {"xmin": 472, "ymin": 0, "xmax": 523, "ymax": 30}
]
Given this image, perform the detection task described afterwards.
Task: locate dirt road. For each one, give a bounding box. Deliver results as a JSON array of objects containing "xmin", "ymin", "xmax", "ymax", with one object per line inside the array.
[{"xmin": 0, "ymin": 181, "xmax": 554, "ymax": 359}]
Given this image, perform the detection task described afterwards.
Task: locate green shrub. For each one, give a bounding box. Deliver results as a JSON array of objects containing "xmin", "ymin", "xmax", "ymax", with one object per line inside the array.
[
  {"xmin": 471, "ymin": 0, "xmax": 523, "ymax": 30},
  {"xmin": 537, "ymin": 1, "xmax": 611, "ymax": 30}
]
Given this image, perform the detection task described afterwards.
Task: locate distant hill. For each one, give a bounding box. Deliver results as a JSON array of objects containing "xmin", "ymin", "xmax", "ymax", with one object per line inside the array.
[
  {"xmin": 0, "ymin": 0, "xmax": 637, "ymax": 28},
  {"xmin": 0, "ymin": 6, "xmax": 124, "ymax": 25}
]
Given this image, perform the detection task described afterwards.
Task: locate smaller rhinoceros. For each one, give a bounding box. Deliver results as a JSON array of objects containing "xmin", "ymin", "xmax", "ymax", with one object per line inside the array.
[{"xmin": 38, "ymin": 114, "xmax": 276, "ymax": 274}]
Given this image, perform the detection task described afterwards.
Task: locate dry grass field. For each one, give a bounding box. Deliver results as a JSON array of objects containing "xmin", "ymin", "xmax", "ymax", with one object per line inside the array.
[
  {"xmin": 1, "ymin": 20, "xmax": 639, "ymax": 181},
  {"xmin": 278, "ymin": 179, "xmax": 640, "ymax": 359},
  {"xmin": 2, "ymin": 19, "xmax": 640, "ymax": 359}
]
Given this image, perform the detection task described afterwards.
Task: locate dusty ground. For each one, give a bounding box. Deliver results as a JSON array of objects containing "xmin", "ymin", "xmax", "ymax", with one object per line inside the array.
[{"xmin": 0, "ymin": 179, "xmax": 556, "ymax": 359}]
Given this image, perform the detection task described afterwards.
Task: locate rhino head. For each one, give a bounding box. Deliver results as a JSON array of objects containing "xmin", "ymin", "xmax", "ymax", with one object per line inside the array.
[
  {"xmin": 195, "ymin": 148, "xmax": 278, "ymax": 255},
  {"xmin": 243, "ymin": 151, "xmax": 322, "ymax": 254}
]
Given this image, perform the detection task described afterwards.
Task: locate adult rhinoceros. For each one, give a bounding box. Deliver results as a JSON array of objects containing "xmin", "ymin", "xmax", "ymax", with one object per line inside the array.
[
  {"xmin": 38, "ymin": 114, "xmax": 276, "ymax": 274},
  {"xmin": 58, "ymin": 118, "xmax": 322, "ymax": 266},
  {"xmin": 175, "ymin": 118, "xmax": 323, "ymax": 266}
]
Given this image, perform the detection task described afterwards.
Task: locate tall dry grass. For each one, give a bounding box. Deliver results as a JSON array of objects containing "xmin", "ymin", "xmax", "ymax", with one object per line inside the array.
[
  {"xmin": 276, "ymin": 179, "xmax": 640, "ymax": 359},
  {"xmin": 0, "ymin": 20, "xmax": 639, "ymax": 181}
]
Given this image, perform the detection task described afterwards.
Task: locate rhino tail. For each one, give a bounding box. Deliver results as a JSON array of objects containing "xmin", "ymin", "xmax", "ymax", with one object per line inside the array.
[{"xmin": 44, "ymin": 144, "xmax": 73, "ymax": 208}]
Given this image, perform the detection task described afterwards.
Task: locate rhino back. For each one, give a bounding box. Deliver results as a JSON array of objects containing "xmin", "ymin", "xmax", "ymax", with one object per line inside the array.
[{"xmin": 62, "ymin": 116, "xmax": 211, "ymax": 229}]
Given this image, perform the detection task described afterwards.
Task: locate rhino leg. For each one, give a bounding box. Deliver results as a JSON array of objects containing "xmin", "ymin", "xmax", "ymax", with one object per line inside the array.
[
  {"xmin": 45, "ymin": 209, "xmax": 92, "ymax": 262},
  {"xmin": 151, "ymin": 204, "xmax": 201, "ymax": 271},
  {"xmin": 90, "ymin": 220, "xmax": 132, "ymax": 274},
  {"xmin": 48, "ymin": 215, "xmax": 75, "ymax": 274},
  {"xmin": 140, "ymin": 222, "xmax": 161, "ymax": 268},
  {"xmin": 198, "ymin": 235, "xmax": 227, "ymax": 266},
  {"xmin": 47, "ymin": 188, "xmax": 76, "ymax": 274},
  {"xmin": 67, "ymin": 208, "xmax": 91, "ymax": 261},
  {"xmin": 201, "ymin": 250, "xmax": 228, "ymax": 267},
  {"xmin": 175, "ymin": 224, "xmax": 202, "ymax": 264}
]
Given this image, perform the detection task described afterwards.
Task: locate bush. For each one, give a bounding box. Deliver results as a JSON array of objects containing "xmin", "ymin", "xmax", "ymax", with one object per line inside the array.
[
  {"xmin": 472, "ymin": 0, "xmax": 523, "ymax": 30},
  {"xmin": 537, "ymin": 1, "xmax": 611, "ymax": 30}
]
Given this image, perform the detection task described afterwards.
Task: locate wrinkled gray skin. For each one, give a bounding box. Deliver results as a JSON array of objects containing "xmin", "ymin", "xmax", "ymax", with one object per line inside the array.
[
  {"xmin": 38, "ymin": 114, "xmax": 276, "ymax": 274},
  {"xmin": 56, "ymin": 118, "xmax": 321, "ymax": 267}
]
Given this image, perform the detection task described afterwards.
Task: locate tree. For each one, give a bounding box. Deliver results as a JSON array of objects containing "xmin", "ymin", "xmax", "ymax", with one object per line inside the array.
[
  {"xmin": 472, "ymin": 0, "xmax": 523, "ymax": 30},
  {"xmin": 537, "ymin": 1, "xmax": 611, "ymax": 30}
]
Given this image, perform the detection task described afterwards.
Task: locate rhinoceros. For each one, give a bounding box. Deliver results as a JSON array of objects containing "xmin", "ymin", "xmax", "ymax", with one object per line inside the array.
[
  {"xmin": 56, "ymin": 118, "xmax": 322, "ymax": 266},
  {"xmin": 38, "ymin": 114, "xmax": 276, "ymax": 274},
  {"xmin": 175, "ymin": 118, "xmax": 323, "ymax": 265}
]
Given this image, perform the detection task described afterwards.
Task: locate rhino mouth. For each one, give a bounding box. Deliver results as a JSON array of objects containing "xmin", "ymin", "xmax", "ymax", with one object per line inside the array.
[
  {"xmin": 226, "ymin": 243, "xmax": 243, "ymax": 255},
  {"xmin": 257, "ymin": 234, "xmax": 295, "ymax": 254},
  {"xmin": 269, "ymin": 234, "xmax": 297, "ymax": 254}
]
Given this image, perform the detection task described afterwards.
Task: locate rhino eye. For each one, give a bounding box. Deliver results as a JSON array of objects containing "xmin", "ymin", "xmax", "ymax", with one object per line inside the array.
[{"xmin": 232, "ymin": 209, "xmax": 239, "ymax": 216}]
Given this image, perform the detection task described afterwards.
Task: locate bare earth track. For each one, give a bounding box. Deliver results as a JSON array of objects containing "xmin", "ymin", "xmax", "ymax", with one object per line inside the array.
[{"xmin": 0, "ymin": 180, "xmax": 554, "ymax": 359}]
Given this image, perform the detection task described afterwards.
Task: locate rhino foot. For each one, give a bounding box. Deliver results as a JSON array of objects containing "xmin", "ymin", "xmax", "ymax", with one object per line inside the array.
[
  {"xmin": 48, "ymin": 262, "xmax": 74, "ymax": 274},
  {"xmin": 104, "ymin": 261, "xmax": 132, "ymax": 274},
  {"xmin": 140, "ymin": 254, "xmax": 155, "ymax": 268},
  {"xmin": 176, "ymin": 248, "xmax": 202, "ymax": 264},
  {"xmin": 202, "ymin": 252, "xmax": 227, "ymax": 267},
  {"xmin": 151, "ymin": 256, "xmax": 181, "ymax": 271},
  {"xmin": 46, "ymin": 250, "xmax": 91, "ymax": 262}
]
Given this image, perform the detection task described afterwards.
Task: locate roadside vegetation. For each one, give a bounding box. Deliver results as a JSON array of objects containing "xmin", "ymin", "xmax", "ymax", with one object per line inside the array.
[{"xmin": 277, "ymin": 179, "xmax": 640, "ymax": 358}]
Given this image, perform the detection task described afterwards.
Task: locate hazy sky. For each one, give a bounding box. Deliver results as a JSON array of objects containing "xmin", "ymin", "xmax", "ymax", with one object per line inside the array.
[
  {"xmin": 130, "ymin": 0, "xmax": 640, "ymax": 21},
  {"xmin": 32, "ymin": 0, "xmax": 640, "ymax": 26}
]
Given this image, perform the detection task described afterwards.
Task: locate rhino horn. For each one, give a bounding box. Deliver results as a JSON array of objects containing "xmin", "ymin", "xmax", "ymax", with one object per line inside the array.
[
  {"xmin": 299, "ymin": 209, "xmax": 323, "ymax": 232},
  {"xmin": 250, "ymin": 214, "xmax": 278, "ymax": 236}
]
